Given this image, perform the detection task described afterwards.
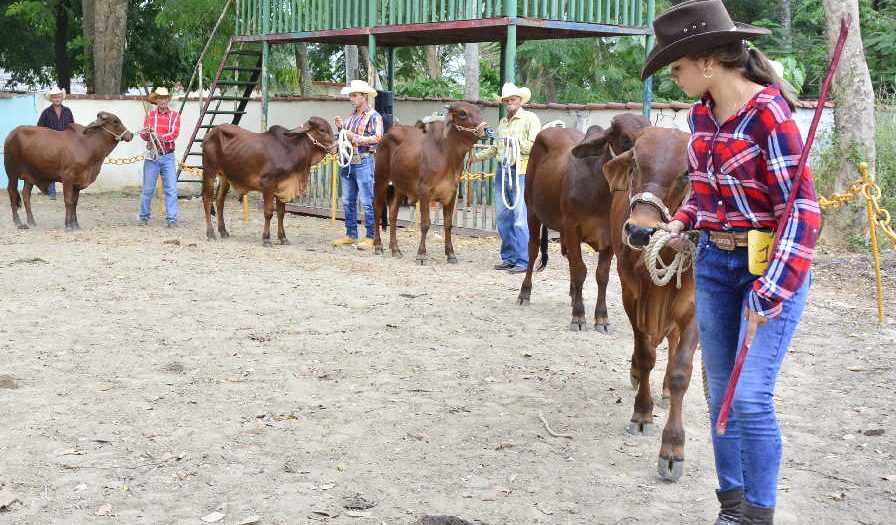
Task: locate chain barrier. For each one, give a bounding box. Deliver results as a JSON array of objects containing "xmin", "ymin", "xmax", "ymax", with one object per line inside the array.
[
  {"xmin": 817, "ymin": 162, "xmax": 893, "ymax": 327},
  {"xmin": 103, "ymin": 153, "xmax": 205, "ymax": 176}
]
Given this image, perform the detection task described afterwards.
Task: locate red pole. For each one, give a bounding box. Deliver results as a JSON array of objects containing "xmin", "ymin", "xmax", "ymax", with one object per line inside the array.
[{"xmin": 715, "ymin": 15, "xmax": 853, "ymax": 436}]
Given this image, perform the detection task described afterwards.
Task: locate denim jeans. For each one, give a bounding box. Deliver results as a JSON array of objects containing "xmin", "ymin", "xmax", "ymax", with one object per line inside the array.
[
  {"xmin": 494, "ymin": 164, "xmax": 529, "ymax": 268},
  {"xmin": 47, "ymin": 182, "xmax": 56, "ymax": 198},
  {"xmin": 695, "ymin": 231, "xmax": 811, "ymax": 509},
  {"xmin": 140, "ymin": 152, "xmax": 178, "ymax": 223},
  {"xmin": 340, "ymin": 156, "xmax": 374, "ymax": 239}
]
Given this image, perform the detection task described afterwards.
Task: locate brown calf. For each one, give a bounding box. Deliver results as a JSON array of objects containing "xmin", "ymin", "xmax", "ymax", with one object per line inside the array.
[
  {"xmin": 4, "ymin": 112, "xmax": 133, "ymax": 230},
  {"xmin": 373, "ymin": 102, "xmax": 487, "ymax": 264},
  {"xmin": 601, "ymin": 127, "xmax": 696, "ymax": 481},
  {"xmin": 201, "ymin": 117, "xmax": 335, "ymax": 246},
  {"xmin": 517, "ymin": 114, "xmax": 649, "ymax": 332}
]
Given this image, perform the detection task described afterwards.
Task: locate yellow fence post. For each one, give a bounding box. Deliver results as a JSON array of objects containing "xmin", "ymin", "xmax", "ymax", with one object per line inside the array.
[
  {"xmin": 860, "ymin": 163, "xmax": 885, "ymax": 327},
  {"xmin": 330, "ymin": 156, "xmax": 338, "ymax": 225}
]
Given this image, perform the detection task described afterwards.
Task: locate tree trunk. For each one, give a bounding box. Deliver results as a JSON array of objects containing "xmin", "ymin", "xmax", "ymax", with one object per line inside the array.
[
  {"xmin": 425, "ymin": 45, "xmax": 440, "ymax": 79},
  {"xmin": 295, "ymin": 43, "xmax": 313, "ymax": 95},
  {"xmin": 345, "ymin": 45, "xmax": 359, "ymax": 82},
  {"xmin": 464, "ymin": 43, "xmax": 480, "ymax": 100},
  {"xmin": 92, "ymin": 0, "xmax": 127, "ymax": 94},
  {"xmin": 81, "ymin": 0, "xmax": 95, "ymax": 92},
  {"xmin": 781, "ymin": 0, "xmax": 792, "ymax": 54},
  {"xmin": 54, "ymin": 0, "xmax": 72, "ymax": 93},
  {"xmin": 823, "ymin": 0, "xmax": 876, "ymax": 240}
]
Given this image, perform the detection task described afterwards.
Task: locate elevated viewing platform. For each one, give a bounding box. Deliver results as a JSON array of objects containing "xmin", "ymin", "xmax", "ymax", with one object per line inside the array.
[{"xmin": 233, "ymin": 0, "xmax": 654, "ymax": 46}]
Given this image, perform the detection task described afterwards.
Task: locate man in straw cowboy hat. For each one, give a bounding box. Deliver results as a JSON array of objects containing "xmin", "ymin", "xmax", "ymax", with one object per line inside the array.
[
  {"xmin": 36, "ymin": 87, "xmax": 75, "ymax": 200},
  {"xmin": 138, "ymin": 86, "xmax": 181, "ymax": 227},
  {"xmin": 332, "ymin": 79, "xmax": 384, "ymax": 251},
  {"xmin": 646, "ymin": 1, "xmax": 820, "ymax": 524},
  {"xmin": 475, "ymin": 82, "xmax": 541, "ymax": 274}
]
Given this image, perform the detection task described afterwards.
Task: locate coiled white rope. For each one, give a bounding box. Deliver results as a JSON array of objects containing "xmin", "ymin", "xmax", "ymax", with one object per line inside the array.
[
  {"xmin": 336, "ymin": 129, "xmax": 353, "ymax": 168},
  {"xmin": 501, "ymin": 136, "xmax": 522, "ymax": 211},
  {"xmin": 541, "ymin": 119, "xmax": 566, "ymax": 130},
  {"xmin": 643, "ymin": 224, "xmax": 697, "ymax": 289}
]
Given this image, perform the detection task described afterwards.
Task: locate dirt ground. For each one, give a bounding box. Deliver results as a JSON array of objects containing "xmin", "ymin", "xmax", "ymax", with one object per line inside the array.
[{"xmin": 1, "ymin": 193, "xmax": 894, "ymax": 525}]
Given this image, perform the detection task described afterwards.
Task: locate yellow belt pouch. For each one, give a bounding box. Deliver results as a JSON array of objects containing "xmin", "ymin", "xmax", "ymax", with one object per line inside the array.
[{"xmin": 747, "ymin": 230, "xmax": 775, "ymax": 276}]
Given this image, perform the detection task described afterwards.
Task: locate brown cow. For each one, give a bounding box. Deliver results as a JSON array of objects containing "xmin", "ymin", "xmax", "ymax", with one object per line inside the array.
[
  {"xmin": 201, "ymin": 117, "xmax": 335, "ymax": 246},
  {"xmin": 597, "ymin": 127, "xmax": 695, "ymax": 481},
  {"xmin": 4, "ymin": 112, "xmax": 133, "ymax": 230},
  {"xmin": 517, "ymin": 114, "xmax": 650, "ymax": 332},
  {"xmin": 373, "ymin": 102, "xmax": 487, "ymax": 264}
]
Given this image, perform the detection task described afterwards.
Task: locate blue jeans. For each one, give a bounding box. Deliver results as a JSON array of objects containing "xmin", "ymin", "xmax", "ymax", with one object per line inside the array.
[
  {"xmin": 140, "ymin": 152, "xmax": 178, "ymax": 223},
  {"xmin": 47, "ymin": 182, "xmax": 56, "ymax": 198},
  {"xmin": 340, "ymin": 156, "xmax": 374, "ymax": 239},
  {"xmin": 494, "ymin": 164, "xmax": 528, "ymax": 268},
  {"xmin": 695, "ymin": 231, "xmax": 811, "ymax": 509}
]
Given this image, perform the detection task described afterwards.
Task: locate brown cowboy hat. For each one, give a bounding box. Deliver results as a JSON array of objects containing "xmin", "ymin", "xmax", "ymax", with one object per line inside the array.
[{"xmin": 641, "ymin": 0, "xmax": 770, "ymax": 81}]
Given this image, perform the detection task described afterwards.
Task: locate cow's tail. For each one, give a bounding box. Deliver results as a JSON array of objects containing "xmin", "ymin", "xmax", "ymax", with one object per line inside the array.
[
  {"xmin": 16, "ymin": 193, "xmax": 22, "ymax": 209},
  {"xmin": 535, "ymin": 224, "xmax": 549, "ymax": 272}
]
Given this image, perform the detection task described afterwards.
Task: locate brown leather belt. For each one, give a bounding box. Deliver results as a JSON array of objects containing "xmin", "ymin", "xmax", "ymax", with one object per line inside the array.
[{"xmin": 708, "ymin": 230, "xmax": 749, "ymax": 251}]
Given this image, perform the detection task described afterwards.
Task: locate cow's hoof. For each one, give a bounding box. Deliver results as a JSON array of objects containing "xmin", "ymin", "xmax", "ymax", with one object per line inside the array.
[
  {"xmin": 447, "ymin": 256, "xmax": 458, "ymax": 264},
  {"xmin": 569, "ymin": 320, "xmax": 586, "ymax": 332},
  {"xmin": 27, "ymin": 219, "xmax": 37, "ymax": 227},
  {"xmin": 628, "ymin": 420, "xmax": 654, "ymax": 437},
  {"xmin": 657, "ymin": 455, "xmax": 685, "ymax": 482},
  {"xmin": 517, "ymin": 296, "xmax": 530, "ymax": 306},
  {"xmin": 16, "ymin": 223, "xmax": 28, "ymax": 230},
  {"xmin": 374, "ymin": 247, "xmax": 383, "ymax": 255},
  {"xmin": 594, "ymin": 323, "xmax": 612, "ymax": 335},
  {"xmin": 65, "ymin": 224, "xmax": 80, "ymax": 231},
  {"xmin": 279, "ymin": 238, "xmax": 290, "ymax": 245},
  {"xmin": 219, "ymin": 230, "xmax": 230, "ymax": 238},
  {"xmin": 262, "ymin": 240, "xmax": 273, "ymax": 248},
  {"xmin": 415, "ymin": 257, "xmax": 426, "ymax": 265},
  {"xmin": 391, "ymin": 250, "xmax": 403, "ymax": 258},
  {"xmin": 207, "ymin": 232, "xmax": 217, "ymax": 241}
]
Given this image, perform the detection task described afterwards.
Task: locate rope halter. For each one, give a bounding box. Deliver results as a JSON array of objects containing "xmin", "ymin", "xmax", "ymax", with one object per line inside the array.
[
  {"xmin": 305, "ymin": 132, "xmax": 331, "ymax": 152},
  {"xmin": 98, "ymin": 123, "xmax": 131, "ymax": 142},
  {"xmin": 643, "ymin": 223, "xmax": 697, "ymax": 289},
  {"xmin": 452, "ymin": 121, "xmax": 488, "ymax": 138}
]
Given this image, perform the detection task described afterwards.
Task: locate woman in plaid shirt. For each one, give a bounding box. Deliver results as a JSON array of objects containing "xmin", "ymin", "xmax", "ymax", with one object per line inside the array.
[{"xmin": 642, "ymin": 1, "xmax": 821, "ymax": 524}]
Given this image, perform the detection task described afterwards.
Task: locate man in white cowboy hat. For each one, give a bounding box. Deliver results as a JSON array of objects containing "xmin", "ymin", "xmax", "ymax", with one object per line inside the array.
[
  {"xmin": 332, "ymin": 79, "xmax": 384, "ymax": 250},
  {"xmin": 475, "ymin": 82, "xmax": 541, "ymax": 274},
  {"xmin": 36, "ymin": 87, "xmax": 75, "ymax": 200},
  {"xmin": 138, "ymin": 86, "xmax": 181, "ymax": 227}
]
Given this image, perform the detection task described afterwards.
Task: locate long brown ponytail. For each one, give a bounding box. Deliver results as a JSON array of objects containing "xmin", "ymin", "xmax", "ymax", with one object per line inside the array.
[{"xmin": 696, "ymin": 41, "xmax": 797, "ymax": 111}]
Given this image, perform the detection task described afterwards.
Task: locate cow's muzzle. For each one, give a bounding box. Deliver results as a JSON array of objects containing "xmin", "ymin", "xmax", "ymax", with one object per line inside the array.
[{"xmin": 624, "ymin": 222, "xmax": 657, "ymax": 249}]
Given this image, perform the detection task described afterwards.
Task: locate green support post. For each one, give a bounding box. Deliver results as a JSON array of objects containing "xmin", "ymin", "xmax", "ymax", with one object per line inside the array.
[
  {"xmin": 387, "ymin": 47, "xmax": 395, "ymax": 91},
  {"xmin": 368, "ymin": 0, "xmax": 377, "ymax": 85},
  {"xmin": 642, "ymin": 0, "xmax": 655, "ymax": 119},
  {"xmin": 500, "ymin": 0, "xmax": 517, "ymax": 120},
  {"xmin": 261, "ymin": 0, "xmax": 270, "ymax": 130}
]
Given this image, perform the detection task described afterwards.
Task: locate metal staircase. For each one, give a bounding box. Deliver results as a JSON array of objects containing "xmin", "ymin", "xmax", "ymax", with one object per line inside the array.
[{"xmin": 176, "ymin": 40, "xmax": 263, "ymax": 182}]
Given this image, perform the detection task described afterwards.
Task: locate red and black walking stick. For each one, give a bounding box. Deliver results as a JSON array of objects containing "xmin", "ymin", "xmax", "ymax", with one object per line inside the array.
[{"xmin": 715, "ymin": 14, "xmax": 853, "ymax": 436}]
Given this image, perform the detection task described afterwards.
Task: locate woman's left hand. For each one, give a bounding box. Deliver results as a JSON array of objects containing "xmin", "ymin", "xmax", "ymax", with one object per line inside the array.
[{"xmin": 743, "ymin": 308, "xmax": 769, "ymax": 347}]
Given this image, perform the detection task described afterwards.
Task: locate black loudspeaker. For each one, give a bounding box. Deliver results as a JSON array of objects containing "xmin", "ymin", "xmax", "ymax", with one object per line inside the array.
[{"xmin": 375, "ymin": 90, "xmax": 394, "ymax": 133}]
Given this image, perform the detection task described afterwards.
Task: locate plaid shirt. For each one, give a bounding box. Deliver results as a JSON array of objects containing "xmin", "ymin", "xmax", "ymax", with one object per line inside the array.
[
  {"xmin": 344, "ymin": 106, "xmax": 383, "ymax": 155},
  {"xmin": 673, "ymin": 84, "xmax": 821, "ymax": 318},
  {"xmin": 140, "ymin": 108, "xmax": 180, "ymax": 153}
]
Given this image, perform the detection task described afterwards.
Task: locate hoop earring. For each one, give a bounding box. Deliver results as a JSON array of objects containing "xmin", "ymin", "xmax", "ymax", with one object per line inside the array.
[{"xmin": 702, "ymin": 65, "xmax": 714, "ymax": 79}]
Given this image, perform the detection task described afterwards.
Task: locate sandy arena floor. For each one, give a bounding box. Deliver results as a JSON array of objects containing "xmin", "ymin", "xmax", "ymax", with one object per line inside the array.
[{"xmin": 0, "ymin": 193, "xmax": 894, "ymax": 525}]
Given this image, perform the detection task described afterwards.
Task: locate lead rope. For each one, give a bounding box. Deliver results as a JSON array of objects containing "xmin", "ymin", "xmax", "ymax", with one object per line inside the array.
[
  {"xmin": 501, "ymin": 136, "xmax": 522, "ymax": 211},
  {"xmin": 643, "ymin": 223, "xmax": 697, "ymax": 289},
  {"xmin": 337, "ymin": 129, "xmax": 353, "ymax": 168}
]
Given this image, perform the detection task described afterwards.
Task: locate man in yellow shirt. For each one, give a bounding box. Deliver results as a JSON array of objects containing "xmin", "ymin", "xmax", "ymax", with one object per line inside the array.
[{"xmin": 476, "ymin": 83, "xmax": 541, "ymax": 274}]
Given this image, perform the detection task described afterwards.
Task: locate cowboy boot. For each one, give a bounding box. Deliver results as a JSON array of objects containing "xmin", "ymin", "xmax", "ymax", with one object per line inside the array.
[
  {"xmin": 741, "ymin": 503, "xmax": 775, "ymax": 525},
  {"xmin": 714, "ymin": 489, "xmax": 742, "ymax": 524}
]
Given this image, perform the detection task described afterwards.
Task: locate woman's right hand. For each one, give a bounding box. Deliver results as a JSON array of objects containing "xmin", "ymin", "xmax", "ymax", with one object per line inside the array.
[{"xmin": 665, "ymin": 220, "xmax": 691, "ymax": 252}]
